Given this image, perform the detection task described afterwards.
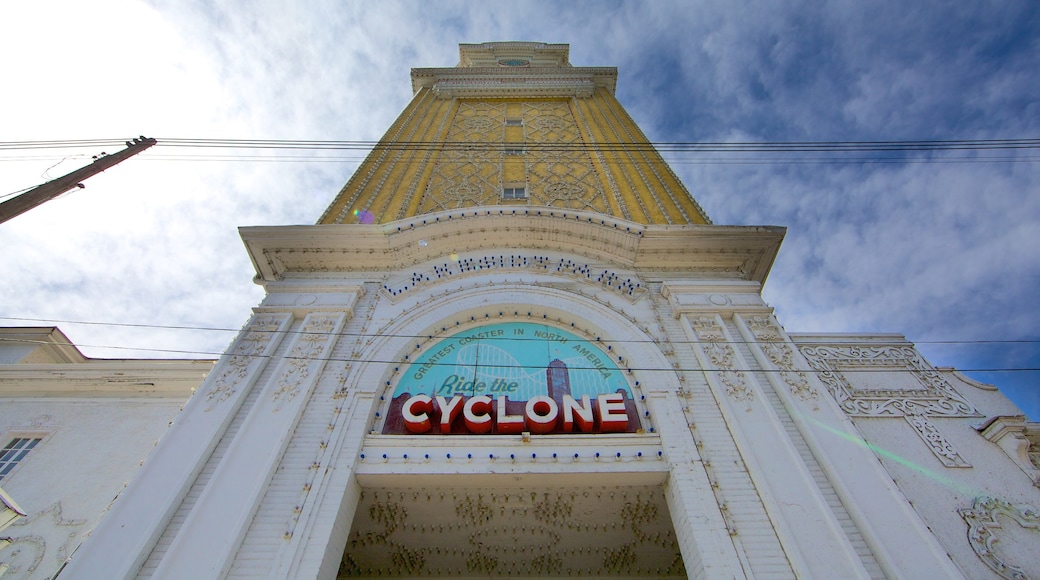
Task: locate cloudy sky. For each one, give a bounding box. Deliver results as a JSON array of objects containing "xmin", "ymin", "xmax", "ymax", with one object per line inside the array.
[{"xmin": 1, "ymin": 1, "xmax": 1037, "ymax": 419}]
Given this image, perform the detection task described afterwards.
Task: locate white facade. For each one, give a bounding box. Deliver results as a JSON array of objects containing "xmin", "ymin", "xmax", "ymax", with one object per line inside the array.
[
  {"xmin": 5, "ymin": 42, "xmax": 1040, "ymax": 579},
  {"xmin": 49, "ymin": 216, "xmax": 1040, "ymax": 579}
]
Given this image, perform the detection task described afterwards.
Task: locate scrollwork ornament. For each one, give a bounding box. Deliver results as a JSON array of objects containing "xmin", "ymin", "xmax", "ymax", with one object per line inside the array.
[
  {"xmin": 462, "ymin": 116, "xmax": 495, "ymax": 131},
  {"xmin": 542, "ymin": 181, "xmax": 585, "ymax": 202},
  {"xmin": 205, "ymin": 314, "xmax": 287, "ymax": 410},
  {"xmin": 271, "ymin": 315, "xmax": 340, "ymax": 409},
  {"xmin": 689, "ymin": 317, "xmax": 753, "ymax": 403},
  {"xmin": 2, "ymin": 502, "xmax": 88, "ymax": 577},
  {"xmin": 744, "ymin": 315, "xmax": 817, "ymax": 402},
  {"xmin": 798, "ymin": 343, "xmax": 978, "ymax": 417},
  {"xmin": 904, "ymin": 413, "xmax": 971, "ymax": 467},
  {"xmin": 960, "ymin": 496, "xmax": 1040, "ymax": 579}
]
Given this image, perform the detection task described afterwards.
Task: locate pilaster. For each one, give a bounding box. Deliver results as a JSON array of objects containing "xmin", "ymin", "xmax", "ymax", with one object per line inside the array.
[
  {"xmin": 59, "ymin": 312, "xmax": 293, "ymax": 580},
  {"xmin": 152, "ymin": 311, "xmax": 348, "ymax": 579},
  {"xmin": 663, "ymin": 281, "xmax": 869, "ymax": 579},
  {"xmin": 645, "ymin": 388, "xmax": 745, "ymax": 579}
]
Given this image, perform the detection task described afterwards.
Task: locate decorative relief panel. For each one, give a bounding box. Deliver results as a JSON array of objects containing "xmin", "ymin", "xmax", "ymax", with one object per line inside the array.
[
  {"xmin": 205, "ymin": 313, "xmax": 291, "ymax": 410},
  {"xmin": 421, "ymin": 100, "xmax": 609, "ymax": 215},
  {"xmin": 523, "ymin": 102, "xmax": 607, "ymax": 213},
  {"xmin": 960, "ymin": 496, "xmax": 1040, "ymax": 580},
  {"xmin": 976, "ymin": 417, "xmax": 1040, "ymax": 485},
  {"xmin": 424, "ymin": 102, "xmax": 505, "ymax": 212},
  {"xmin": 0, "ymin": 502, "xmax": 86, "ymax": 579},
  {"xmin": 742, "ymin": 315, "xmax": 816, "ymax": 402},
  {"xmin": 688, "ymin": 316, "xmax": 753, "ymax": 403},
  {"xmin": 271, "ymin": 314, "xmax": 342, "ymax": 410},
  {"xmin": 340, "ymin": 486, "xmax": 684, "ymax": 577},
  {"xmin": 904, "ymin": 414, "xmax": 971, "ymax": 468},
  {"xmin": 797, "ymin": 343, "xmax": 978, "ymax": 417}
]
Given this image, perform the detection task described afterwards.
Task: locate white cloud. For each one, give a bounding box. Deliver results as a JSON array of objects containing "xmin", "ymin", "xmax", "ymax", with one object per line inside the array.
[{"xmin": 0, "ymin": 0, "xmax": 1036, "ymax": 417}]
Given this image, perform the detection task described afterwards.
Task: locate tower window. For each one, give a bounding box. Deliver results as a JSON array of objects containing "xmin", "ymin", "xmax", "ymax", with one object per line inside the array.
[
  {"xmin": 503, "ymin": 147, "xmax": 525, "ymax": 155},
  {"xmin": 503, "ymin": 187, "xmax": 527, "ymax": 200},
  {"xmin": 505, "ymin": 119, "xmax": 523, "ymax": 126},
  {"xmin": 0, "ymin": 437, "xmax": 41, "ymax": 481}
]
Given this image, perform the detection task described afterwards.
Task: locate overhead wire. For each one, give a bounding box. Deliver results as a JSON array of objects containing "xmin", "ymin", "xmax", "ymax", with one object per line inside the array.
[
  {"xmin": 0, "ymin": 138, "xmax": 1036, "ymax": 375},
  {"xmin": 1, "ymin": 138, "xmax": 1037, "ymax": 170},
  {"xmin": 1, "ymin": 316, "xmax": 1037, "ymax": 348},
  {"xmin": 0, "ymin": 336, "xmax": 1035, "ymax": 375},
  {"xmin": 1, "ymin": 136, "xmax": 1039, "ymax": 153}
]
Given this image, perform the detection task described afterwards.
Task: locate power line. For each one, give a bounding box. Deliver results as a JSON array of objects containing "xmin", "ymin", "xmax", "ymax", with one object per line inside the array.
[
  {"xmin": 1, "ymin": 316, "xmax": 1038, "ymax": 348},
  {"xmin": 0, "ymin": 336, "xmax": 1035, "ymax": 375},
  {"xmin": 3, "ymin": 152, "xmax": 1037, "ymax": 168},
  {"xmin": 1, "ymin": 137, "xmax": 1039, "ymax": 153}
]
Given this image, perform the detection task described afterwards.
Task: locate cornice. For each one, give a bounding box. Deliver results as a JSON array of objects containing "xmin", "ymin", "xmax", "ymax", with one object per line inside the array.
[
  {"xmin": 411, "ymin": 66, "xmax": 618, "ymax": 97},
  {"xmin": 0, "ymin": 327, "xmax": 87, "ymax": 363},
  {"xmin": 0, "ymin": 359, "xmax": 213, "ymax": 398},
  {"xmin": 240, "ymin": 210, "xmax": 785, "ymax": 286}
]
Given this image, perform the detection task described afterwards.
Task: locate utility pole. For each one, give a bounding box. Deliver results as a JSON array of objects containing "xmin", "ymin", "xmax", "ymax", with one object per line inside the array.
[{"xmin": 0, "ymin": 137, "xmax": 156, "ymax": 225}]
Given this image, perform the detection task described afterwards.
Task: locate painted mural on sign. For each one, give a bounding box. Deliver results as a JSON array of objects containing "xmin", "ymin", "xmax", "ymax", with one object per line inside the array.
[{"xmin": 382, "ymin": 322, "xmax": 641, "ymax": 434}]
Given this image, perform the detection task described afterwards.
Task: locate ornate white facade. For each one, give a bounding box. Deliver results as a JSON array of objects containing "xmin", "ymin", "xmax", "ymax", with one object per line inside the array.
[{"xmin": 3, "ymin": 42, "xmax": 1039, "ymax": 579}]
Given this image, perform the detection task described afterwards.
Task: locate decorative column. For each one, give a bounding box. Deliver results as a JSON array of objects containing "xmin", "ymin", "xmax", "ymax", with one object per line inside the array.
[
  {"xmin": 645, "ymin": 387, "xmax": 746, "ymax": 579},
  {"xmin": 153, "ymin": 312, "xmax": 347, "ymax": 579},
  {"xmin": 60, "ymin": 311, "xmax": 293, "ymax": 579},
  {"xmin": 680, "ymin": 311, "xmax": 869, "ymax": 579}
]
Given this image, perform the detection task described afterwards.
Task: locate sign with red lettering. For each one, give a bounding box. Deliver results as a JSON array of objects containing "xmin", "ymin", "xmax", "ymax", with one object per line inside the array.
[{"xmin": 382, "ymin": 322, "xmax": 641, "ymax": 434}]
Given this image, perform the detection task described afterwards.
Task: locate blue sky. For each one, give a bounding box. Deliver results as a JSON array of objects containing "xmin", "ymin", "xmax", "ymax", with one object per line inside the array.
[{"xmin": 0, "ymin": 0, "xmax": 1037, "ymax": 418}]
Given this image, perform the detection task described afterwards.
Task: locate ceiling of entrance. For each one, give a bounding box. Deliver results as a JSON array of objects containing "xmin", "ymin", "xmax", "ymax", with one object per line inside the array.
[{"xmin": 340, "ymin": 484, "xmax": 684, "ymax": 577}]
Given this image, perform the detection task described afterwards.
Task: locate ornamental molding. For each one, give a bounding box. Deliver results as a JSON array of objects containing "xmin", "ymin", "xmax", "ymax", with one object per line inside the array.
[
  {"xmin": 688, "ymin": 316, "xmax": 753, "ymax": 403},
  {"xmin": 380, "ymin": 252, "xmax": 647, "ymax": 304},
  {"xmin": 960, "ymin": 496, "xmax": 1040, "ymax": 580},
  {"xmin": 271, "ymin": 314, "xmax": 342, "ymax": 410},
  {"xmin": 977, "ymin": 416, "xmax": 1040, "ymax": 485},
  {"xmin": 341, "ymin": 485, "xmax": 683, "ymax": 577},
  {"xmin": 241, "ymin": 219, "xmax": 785, "ymax": 286},
  {"xmin": 205, "ymin": 313, "xmax": 290, "ymax": 409},
  {"xmin": 741, "ymin": 315, "xmax": 817, "ymax": 402},
  {"xmin": 904, "ymin": 413, "xmax": 971, "ymax": 467},
  {"xmin": 796, "ymin": 341, "xmax": 979, "ymax": 417},
  {"xmin": 411, "ymin": 66, "xmax": 618, "ymax": 96},
  {"xmin": 1, "ymin": 501, "xmax": 87, "ymax": 578}
]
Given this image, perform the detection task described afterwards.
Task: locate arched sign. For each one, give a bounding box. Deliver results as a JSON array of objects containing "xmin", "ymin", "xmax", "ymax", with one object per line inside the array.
[{"xmin": 382, "ymin": 322, "xmax": 641, "ymax": 435}]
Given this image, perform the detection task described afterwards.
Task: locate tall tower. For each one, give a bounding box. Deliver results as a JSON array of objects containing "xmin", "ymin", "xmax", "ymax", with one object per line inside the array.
[
  {"xmin": 546, "ymin": 359, "xmax": 571, "ymax": 408},
  {"xmin": 319, "ymin": 42, "xmax": 710, "ymax": 227},
  {"xmin": 64, "ymin": 43, "xmax": 1020, "ymax": 579}
]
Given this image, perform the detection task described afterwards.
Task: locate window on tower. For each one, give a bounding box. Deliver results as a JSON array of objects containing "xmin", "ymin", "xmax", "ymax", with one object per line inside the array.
[{"xmin": 502, "ymin": 187, "xmax": 527, "ymax": 200}]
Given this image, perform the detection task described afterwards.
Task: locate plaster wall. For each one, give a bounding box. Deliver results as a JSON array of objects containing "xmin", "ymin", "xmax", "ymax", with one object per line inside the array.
[{"xmin": 0, "ymin": 398, "xmax": 186, "ymax": 580}]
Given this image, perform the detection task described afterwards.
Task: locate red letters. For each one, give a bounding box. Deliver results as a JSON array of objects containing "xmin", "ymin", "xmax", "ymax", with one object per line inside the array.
[
  {"xmin": 463, "ymin": 395, "xmax": 493, "ymax": 433},
  {"xmin": 496, "ymin": 395, "xmax": 525, "ymax": 434},
  {"xmin": 524, "ymin": 396, "xmax": 559, "ymax": 434},
  {"xmin": 436, "ymin": 395, "xmax": 464, "ymax": 434},
  {"xmin": 562, "ymin": 394, "xmax": 595, "ymax": 432},
  {"xmin": 402, "ymin": 394, "xmax": 433, "ymax": 433},
  {"xmin": 396, "ymin": 392, "xmax": 630, "ymax": 434}
]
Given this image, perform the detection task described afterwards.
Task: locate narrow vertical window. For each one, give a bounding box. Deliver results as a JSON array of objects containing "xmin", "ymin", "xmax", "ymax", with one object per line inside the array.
[{"xmin": 0, "ymin": 437, "xmax": 41, "ymax": 481}]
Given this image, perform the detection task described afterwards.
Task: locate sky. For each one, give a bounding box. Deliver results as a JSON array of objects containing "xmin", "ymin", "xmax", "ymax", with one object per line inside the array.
[{"xmin": 0, "ymin": 0, "xmax": 1037, "ymax": 419}]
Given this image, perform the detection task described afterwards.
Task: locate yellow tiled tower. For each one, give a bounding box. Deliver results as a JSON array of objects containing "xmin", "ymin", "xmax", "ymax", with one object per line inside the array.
[{"xmin": 320, "ymin": 42, "xmax": 710, "ymax": 226}]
